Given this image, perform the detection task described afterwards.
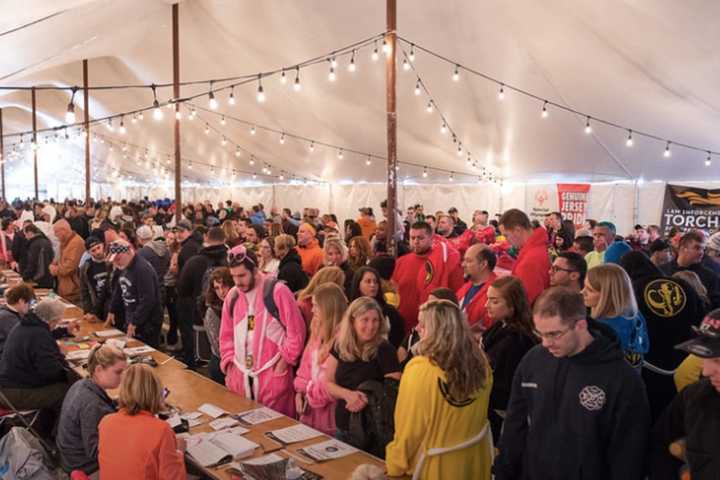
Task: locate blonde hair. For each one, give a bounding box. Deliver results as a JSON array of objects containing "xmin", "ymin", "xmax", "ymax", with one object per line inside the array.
[
  {"xmin": 88, "ymin": 344, "xmax": 127, "ymax": 376},
  {"xmin": 311, "ymin": 283, "xmax": 348, "ymax": 356},
  {"xmin": 417, "ymin": 300, "xmax": 488, "ymax": 400},
  {"xmin": 118, "ymin": 364, "xmax": 164, "ymax": 415},
  {"xmin": 298, "ymin": 266, "xmax": 345, "ymax": 301},
  {"xmin": 222, "ymin": 219, "xmax": 239, "ymax": 244},
  {"xmin": 335, "ymin": 297, "xmax": 387, "ymax": 362},
  {"xmin": 673, "ymin": 271, "xmax": 709, "ymax": 304},
  {"xmin": 274, "ymin": 234, "xmax": 296, "ymax": 251},
  {"xmin": 323, "ymin": 237, "xmax": 349, "ymax": 265},
  {"xmin": 586, "ymin": 264, "xmax": 638, "ymax": 319}
]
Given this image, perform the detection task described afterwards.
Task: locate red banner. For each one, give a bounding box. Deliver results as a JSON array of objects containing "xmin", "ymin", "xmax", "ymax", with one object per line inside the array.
[{"xmin": 557, "ymin": 184, "xmax": 591, "ymax": 229}]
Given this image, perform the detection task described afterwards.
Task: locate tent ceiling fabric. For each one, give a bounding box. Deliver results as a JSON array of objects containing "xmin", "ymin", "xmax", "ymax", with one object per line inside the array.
[{"xmin": 1, "ymin": 0, "xmax": 719, "ymax": 185}]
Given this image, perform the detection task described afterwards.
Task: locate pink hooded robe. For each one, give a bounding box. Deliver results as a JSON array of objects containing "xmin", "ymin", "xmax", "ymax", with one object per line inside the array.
[
  {"xmin": 219, "ymin": 274, "xmax": 306, "ymax": 417},
  {"xmin": 293, "ymin": 338, "xmax": 337, "ymax": 436}
]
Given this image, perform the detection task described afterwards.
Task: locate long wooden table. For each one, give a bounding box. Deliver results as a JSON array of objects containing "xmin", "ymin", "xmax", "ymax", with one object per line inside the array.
[{"xmin": 0, "ymin": 270, "xmax": 389, "ymax": 479}]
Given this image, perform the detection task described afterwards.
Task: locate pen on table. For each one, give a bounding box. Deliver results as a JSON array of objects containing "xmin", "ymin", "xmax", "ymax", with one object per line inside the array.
[{"xmin": 160, "ymin": 356, "xmax": 175, "ymax": 366}]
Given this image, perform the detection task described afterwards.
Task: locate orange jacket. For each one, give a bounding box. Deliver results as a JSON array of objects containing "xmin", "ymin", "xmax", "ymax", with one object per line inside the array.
[
  {"xmin": 98, "ymin": 409, "xmax": 186, "ymax": 480},
  {"xmin": 356, "ymin": 216, "xmax": 377, "ymax": 240},
  {"xmin": 56, "ymin": 232, "xmax": 84, "ymax": 302},
  {"xmin": 297, "ymin": 239, "xmax": 324, "ymax": 277}
]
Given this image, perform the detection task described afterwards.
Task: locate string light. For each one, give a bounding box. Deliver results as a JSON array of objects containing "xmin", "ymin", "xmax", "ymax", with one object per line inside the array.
[
  {"xmin": 382, "ymin": 39, "xmax": 390, "ymax": 55},
  {"xmin": 402, "ymin": 59, "xmax": 410, "ymax": 71},
  {"xmin": 106, "ymin": 118, "xmax": 114, "ymax": 131},
  {"xmin": 366, "ymin": 155, "xmax": 372, "ymax": 166},
  {"xmin": 256, "ymin": 75, "xmax": 266, "ymax": 103},
  {"xmin": 279, "ymin": 172, "xmax": 285, "ymax": 180},
  {"xmin": 663, "ymin": 141, "xmax": 672, "ymax": 158},
  {"xmin": 426, "ymin": 100, "xmax": 434, "ymax": 113},
  {"xmin": 457, "ymin": 143, "xmax": 463, "ymax": 156},
  {"xmin": 235, "ymin": 146, "xmax": 241, "ymax": 157},
  {"xmin": 452, "ymin": 65, "xmax": 460, "ymax": 82},
  {"xmin": 175, "ymin": 110, "xmax": 182, "ymax": 121},
  {"xmin": 449, "ymin": 172, "xmax": 454, "ymax": 182},
  {"xmin": 371, "ymin": 41, "xmax": 379, "ymax": 61},
  {"xmin": 293, "ymin": 67, "xmax": 302, "ymax": 92},
  {"xmin": 250, "ymin": 125, "xmax": 256, "ymax": 135},
  {"xmin": 414, "ymin": 80, "xmax": 421, "ymax": 96},
  {"xmin": 498, "ymin": 84, "xmax": 505, "ymax": 100},
  {"xmin": 626, "ymin": 130, "xmax": 634, "ymax": 147},
  {"xmin": 220, "ymin": 116, "xmax": 226, "ymax": 126},
  {"xmin": 204, "ymin": 123, "xmax": 210, "ymax": 135},
  {"xmin": 584, "ymin": 117, "xmax": 592, "ymax": 134},
  {"xmin": 422, "ymin": 167, "xmax": 428, "ymax": 178},
  {"xmin": 65, "ymin": 87, "xmax": 77, "ymax": 123},
  {"xmin": 706, "ymin": 152, "xmax": 712, "ymax": 167},
  {"xmin": 440, "ymin": 122, "xmax": 447, "ymax": 134},
  {"xmin": 131, "ymin": 114, "xmax": 138, "ymax": 124},
  {"xmin": 337, "ymin": 149, "xmax": 344, "ymax": 159},
  {"xmin": 330, "ymin": 56, "xmax": 338, "ymax": 68},
  {"xmin": 208, "ymin": 83, "xmax": 218, "ymax": 110},
  {"xmin": 119, "ymin": 117, "xmax": 126, "ymax": 134},
  {"xmin": 151, "ymin": 84, "xmax": 163, "ymax": 121},
  {"xmin": 228, "ymin": 87, "xmax": 236, "ymax": 105},
  {"xmin": 138, "ymin": 112, "xmax": 144, "ymax": 121},
  {"xmin": 309, "ymin": 141, "xmax": 315, "ymax": 152},
  {"xmin": 279, "ymin": 132, "xmax": 286, "ymax": 144},
  {"xmin": 328, "ymin": 63, "xmax": 336, "ymax": 82},
  {"xmin": 188, "ymin": 160, "xmax": 193, "ymax": 170},
  {"xmin": 280, "ymin": 70, "xmax": 287, "ymax": 85},
  {"xmin": 249, "ymin": 155, "xmax": 255, "ymax": 166},
  {"xmin": 348, "ymin": 50, "xmax": 357, "ymax": 72},
  {"xmin": 221, "ymin": 136, "xmax": 227, "ymax": 147},
  {"xmin": 408, "ymin": 44, "xmax": 415, "ymax": 62},
  {"xmin": 541, "ymin": 101, "xmax": 549, "ymax": 118}
]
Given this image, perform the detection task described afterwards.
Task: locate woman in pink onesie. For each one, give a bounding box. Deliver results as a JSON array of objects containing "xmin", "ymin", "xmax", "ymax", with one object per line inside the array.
[
  {"xmin": 219, "ymin": 246, "xmax": 307, "ymax": 417},
  {"xmin": 293, "ymin": 283, "xmax": 347, "ymax": 435}
]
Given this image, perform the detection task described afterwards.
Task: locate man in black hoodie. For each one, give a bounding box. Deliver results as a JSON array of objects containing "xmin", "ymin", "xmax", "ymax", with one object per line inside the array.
[
  {"xmin": 20, "ymin": 223, "xmax": 54, "ymax": 288},
  {"xmin": 176, "ymin": 226, "xmax": 227, "ymax": 368},
  {"xmin": 174, "ymin": 219, "xmax": 201, "ymax": 273},
  {"xmin": 494, "ymin": 287, "xmax": 650, "ymax": 480}
]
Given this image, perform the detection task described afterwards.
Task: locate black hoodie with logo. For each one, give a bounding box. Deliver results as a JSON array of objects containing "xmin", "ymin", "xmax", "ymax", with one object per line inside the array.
[{"xmin": 493, "ymin": 323, "xmax": 650, "ymax": 480}]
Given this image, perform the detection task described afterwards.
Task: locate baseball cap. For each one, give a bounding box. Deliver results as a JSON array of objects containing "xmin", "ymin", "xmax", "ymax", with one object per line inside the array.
[
  {"xmin": 648, "ymin": 238, "xmax": 670, "ymax": 255},
  {"xmin": 85, "ymin": 236, "xmax": 103, "ymax": 251},
  {"xmin": 675, "ymin": 311, "xmax": 720, "ymax": 358},
  {"xmin": 106, "ymin": 240, "xmax": 131, "ymax": 262},
  {"xmin": 172, "ymin": 219, "xmax": 192, "ymax": 232},
  {"xmin": 136, "ymin": 225, "xmax": 153, "ymax": 241},
  {"xmin": 708, "ymin": 232, "xmax": 720, "ymax": 253}
]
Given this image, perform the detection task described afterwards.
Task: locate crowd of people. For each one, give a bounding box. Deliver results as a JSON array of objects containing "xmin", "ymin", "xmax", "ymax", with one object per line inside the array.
[{"xmin": 0, "ymin": 195, "xmax": 719, "ymax": 479}]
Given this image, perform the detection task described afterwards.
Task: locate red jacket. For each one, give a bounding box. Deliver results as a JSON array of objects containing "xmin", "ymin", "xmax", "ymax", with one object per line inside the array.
[
  {"xmin": 457, "ymin": 271, "xmax": 497, "ymax": 330},
  {"xmin": 392, "ymin": 241, "xmax": 464, "ymax": 331},
  {"xmin": 453, "ymin": 226, "xmax": 497, "ymax": 256},
  {"xmin": 512, "ymin": 228, "xmax": 551, "ymax": 304}
]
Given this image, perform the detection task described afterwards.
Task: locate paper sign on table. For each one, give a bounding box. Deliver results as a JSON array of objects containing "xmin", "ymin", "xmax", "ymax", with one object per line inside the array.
[
  {"xmin": 209, "ymin": 417, "xmax": 239, "ymax": 431},
  {"xmin": 198, "ymin": 403, "xmax": 227, "ymax": 418},
  {"xmin": 266, "ymin": 424, "xmax": 323, "ymax": 444},
  {"xmin": 297, "ymin": 439, "xmax": 357, "ymax": 462},
  {"xmin": 235, "ymin": 407, "xmax": 283, "ymax": 425}
]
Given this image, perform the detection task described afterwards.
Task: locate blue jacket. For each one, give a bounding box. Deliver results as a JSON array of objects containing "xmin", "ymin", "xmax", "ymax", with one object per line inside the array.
[{"xmin": 600, "ymin": 312, "xmax": 649, "ymax": 368}]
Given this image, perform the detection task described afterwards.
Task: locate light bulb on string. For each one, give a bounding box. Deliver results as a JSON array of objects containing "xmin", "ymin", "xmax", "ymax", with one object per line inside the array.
[
  {"xmin": 138, "ymin": 111, "xmax": 144, "ymax": 121},
  {"xmin": 106, "ymin": 118, "xmax": 114, "ymax": 131},
  {"xmin": 249, "ymin": 155, "xmax": 255, "ymax": 166},
  {"xmin": 426, "ymin": 100, "xmax": 433, "ymax": 113},
  {"xmin": 663, "ymin": 141, "xmax": 672, "ymax": 158},
  {"xmin": 440, "ymin": 122, "xmax": 447, "ymax": 134},
  {"xmin": 189, "ymin": 108, "xmax": 196, "ymax": 120},
  {"xmin": 422, "ymin": 167, "xmax": 428, "ymax": 178},
  {"xmin": 256, "ymin": 75, "xmax": 266, "ymax": 103},
  {"xmin": 228, "ymin": 87, "xmax": 236, "ymax": 105},
  {"xmin": 328, "ymin": 64, "xmax": 336, "ymax": 82},
  {"xmin": 498, "ymin": 84, "xmax": 505, "ymax": 100},
  {"xmin": 65, "ymin": 88, "xmax": 77, "ymax": 123},
  {"xmin": 452, "ymin": 65, "xmax": 460, "ymax": 82},
  {"xmin": 366, "ymin": 155, "xmax": 372, "ymax": 166},
  {"xmin": 131, "ymin": 114, "xmax": 138, "ymax": 124},
  {"xmin": 371, "ymin": 41, "xmax": 379, "ymax": 61},
  {"xmin": 457, "ymin": 144, "xmax": 463, "ymax": 156},
  {"xmin": 348, "ymin": 50, "xmax": 357, "ymax": 72},
  {"xmin": 279, "ymin": 132, "xmax": 286, "ymax": 144},
  {"xmin": 466, "ymin": 154, "xmax": 472, "ymax": 165},
  {"xmin": 309, "ymin": 141, "xmax": 315, "ymax": 152},
  {"xmin": 153, "ymin": 102, "xmax": 163, "ymax": 121},
  {"xmin": 402, "ymin": 59, "xmax": 410, "ymax": 71},
  {"xmin": 449, "ymin": 172, "xmax": 454, "ymax": 182},
  {"xmin": 408, "ymin": 44, "xmax": 415, "ymax": 62},
  {"xmin": 235, "ymin": 146, "xmax": 241, "ymax": 157},
  {"xmin": 221, "ymin": 136, "xmax": 227, "ymax": 147},
  {"xmin": 337, "ymin": 149, "xmax": 344, "ymax": 159},
  {"xmin": 293, "ymin": 67, "xmax": 302, "ymax": 92},
  {"xmin": 175, "ymin": 110, "xmax": 182, "ymax": 121},
  {"xmin": 204, "ymin": 123, "xmax": 210, "ymax": 135},
  {"xmin": 330, "ymin": 56, "xmax": 337, "ymax": 68},
  {"xmin": 706, "ymin": 152, "xmax": 712, "ymax": 167},
  {"xmin": 541, "ymin": 101, "xmax": 549, "ymax": 118},
  {"xmin": 584, "ymin": 117, "xmax": 592, "ymax": 134},
  {"xmin": 220, "ymin": 116, "xmax": 226, "ymax": 126},
  {"xmin": 280, "ymin": 70, "xmax": 287, "ymax": 85},
  {"xmin": 414, "ymin": 80, "xmax": 421, "ymax": 96},
  {"xmin": 119, "ymin": 117, "xmax": 126, "ymax": 134},
  {"xmin": 382, "ymin": 39, "xmax": 390, "ymax": 55},
  {"xmin": 188, "ymin": 161, "xmax": 193, "ymax": 170},
  {"xmin": 626, "ymin": 130, "xmax": 634, "ymax": 147},
  {"xmin": 209, "ymin": 88, "xmax": 218, "ymax": 110},
  {"xmin": 250, "ymin": 125, "xmax": 256, "ymax": 135}
]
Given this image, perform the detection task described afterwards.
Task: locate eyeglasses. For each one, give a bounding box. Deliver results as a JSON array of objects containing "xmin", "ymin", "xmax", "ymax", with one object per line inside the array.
[
  {"xmin": 533, "ymin": 326, "xmax": 573, "ymax": 341},
  {"xmin": 550, "ymin": 265, "xmax": 576, "ymax": 274}
]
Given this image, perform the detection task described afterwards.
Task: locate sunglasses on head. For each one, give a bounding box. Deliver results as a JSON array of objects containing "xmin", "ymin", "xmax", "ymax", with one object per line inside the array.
[{"xmin": 228, "ymin": 249, "xmax": 256, "ymax": 267}]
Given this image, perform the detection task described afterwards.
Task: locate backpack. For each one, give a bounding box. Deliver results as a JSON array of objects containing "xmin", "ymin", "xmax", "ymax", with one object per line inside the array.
[
  {"xmin": 226, "ymin": 278, "xmax": 282, "ymax": 323},
  {"xmin": 347, "ymin": 378, "xmax": 400, "ymax": 458}
]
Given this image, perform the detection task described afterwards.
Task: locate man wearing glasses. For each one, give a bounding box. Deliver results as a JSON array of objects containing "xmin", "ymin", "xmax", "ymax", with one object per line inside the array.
[
  {"xmin": 548, "ymin": 251, "xmax": 587, "ymax": 293},
  {"xmin": 494, "ymin": 287, "xmax": 649, "ymax": 480}
]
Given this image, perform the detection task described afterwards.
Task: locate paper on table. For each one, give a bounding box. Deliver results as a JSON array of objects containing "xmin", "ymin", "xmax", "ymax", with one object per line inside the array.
[
  {"xmin": 166, "ymin": 414, "xmax": 182, "ymax": 429},
  {"xmin": 180, "ymin": 411, "xmax": 203, "ymax": 420},
  {"xmin": 297, "ymin": 439, "xmax": 357, "ymax": 462},
  {"xmin": 186, "ymin": 431, "xmax": 258, "ymax": 467},
  {"xmin": 267, "ymin": 424, "xmax": 324, "ymax": 444},
  {"xmin": 123, "ymin": 345, "xmax": 156, "ymax": 356},
  {"xmin": 66, "ymin": 350, "xmax": 91, "ymax": 361},
  {"xmin": 105, "ymin": 338, "xmax": 127, "ymax": 349},
  {"xmin": 234, "ymin": 453, "xmax": 284, "ymax": 467},
  {"xmin": 209, "ymin": 417, "xmax": 239, "ymax": 431},
  {"xmin": 94, "ymin": 329, "xmax": 124, "ymax": 338},
  {"xmin": 235, "ymin": 407, "xmax": 283, "ymax": 425},
  {"xmin": 198, "ymin": 403, "xmax": 227, "ymax": 418}
]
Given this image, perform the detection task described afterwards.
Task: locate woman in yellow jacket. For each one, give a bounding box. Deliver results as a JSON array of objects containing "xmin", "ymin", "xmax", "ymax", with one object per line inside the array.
[{"xmin": 386, "ymin": 299, "xmax": 493, "ymax": 480}]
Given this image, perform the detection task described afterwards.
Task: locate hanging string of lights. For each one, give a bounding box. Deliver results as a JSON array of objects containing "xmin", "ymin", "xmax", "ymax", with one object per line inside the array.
[{"xmin": 397, "ymin": 37, "xmax": 716, "ymax": 168}]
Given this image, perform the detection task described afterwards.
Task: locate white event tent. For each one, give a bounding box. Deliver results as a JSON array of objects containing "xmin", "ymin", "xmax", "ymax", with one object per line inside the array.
[{"xmin": 1, "ymin": 0, "xmax": 719, "ymax": 234}]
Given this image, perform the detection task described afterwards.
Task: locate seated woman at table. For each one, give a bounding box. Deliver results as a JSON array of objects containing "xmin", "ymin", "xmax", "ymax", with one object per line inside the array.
[
  {"xmin": 203, "ymin": 266, "xmax": 233, "ymax": 385},
  {"xmin": 98, "ymin": 363, "xmax": 186, "ymax": 480},
  {"xmin": 294, "ymin": 283, "xmax": 348, "ymax": 436},
  {"xmin": 0, "ymin": 297, "xmax": 73, "ymax": 435},
  {"xmin": 57, "ymin": 345, "xmax": 127, "ymax": 478},
  {"xmin": 386, "ymin": 299, "xmax": 493, "ymax": 480},
  {"xmin": 325, "ymin": 297, "xmax": 401, "ymax": 450}
]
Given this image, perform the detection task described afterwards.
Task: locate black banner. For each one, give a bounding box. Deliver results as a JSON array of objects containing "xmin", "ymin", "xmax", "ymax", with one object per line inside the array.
[{"xmin": 661, "ymin": 184, "xmax": 720, "ymax": 234}]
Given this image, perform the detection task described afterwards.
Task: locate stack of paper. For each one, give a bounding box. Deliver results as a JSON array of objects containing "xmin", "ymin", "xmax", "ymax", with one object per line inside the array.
[
  {"xmin": 123, "ymin": 345, "xmax": 156, "ymax": 356},
  {"xmin": 235, "ymin": 407, "xmax": 284, "ymax": 425},
  {"xmin": 186, "ymin": 430, "xmax": 258, "ymax": 467},
  {"xmin": 297, "ymin": 439, "xmax": 357, "ymax": 462},
  {"xmin": 94, "ymin": 328, "xmax": 124, "ymax": 338},
  {"xmin": 265, "ymin": 424, "xmax": 324, "ymax": 444},
  {"xmin": 198, "ymin": 403, "xmax": 227, "ymax": 419},
  {"xmin": 66, "ymin": 349, "xmax": 91, "ymax": 361},
  {"xmin": 209, "ymin": 417, "xmax": 239, "ymax": 431}
]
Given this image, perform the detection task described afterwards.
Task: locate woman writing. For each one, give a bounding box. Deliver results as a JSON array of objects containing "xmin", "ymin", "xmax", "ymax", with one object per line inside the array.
[
  {"xmin": 294, "ymin": 283, "xmax": 348, "ymax": 436},
  {"xmin": 98, "ymin": 364, "xmax": 186, "ymax": 480},
  {"xmin": 57, "ymin": 345, "xmax": 127, "ymax": 478},
  {"xmin": 483, "ymin": 276, "xmax": 538, "ymax": 440},
  {"xmin": 386, "ymin": 300, "xmax": 493, "ymax": 480},
  {"xmin": 325, "ymin": 297, "xmax": 401, "ymax": 449}
]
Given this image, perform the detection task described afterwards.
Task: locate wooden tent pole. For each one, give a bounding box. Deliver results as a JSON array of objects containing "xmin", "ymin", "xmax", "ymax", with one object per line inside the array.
[
  {"xmin": 385, "ymin": 0, "xmax": 398, "ymax": 256},
  {"xmin": 0, "ymin": 108, "xmax": 4, "ymax": 201},
  {"xmin": 172, "ymin": 3, "xmax": 182, "ymax": 220},
  {"xmin": 31, "ymin": 87, "xmax": 38, "ymax": 200},
  {"xmin": 83, "ymin": 59, "xmax": 91, "ymax": 205}
]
